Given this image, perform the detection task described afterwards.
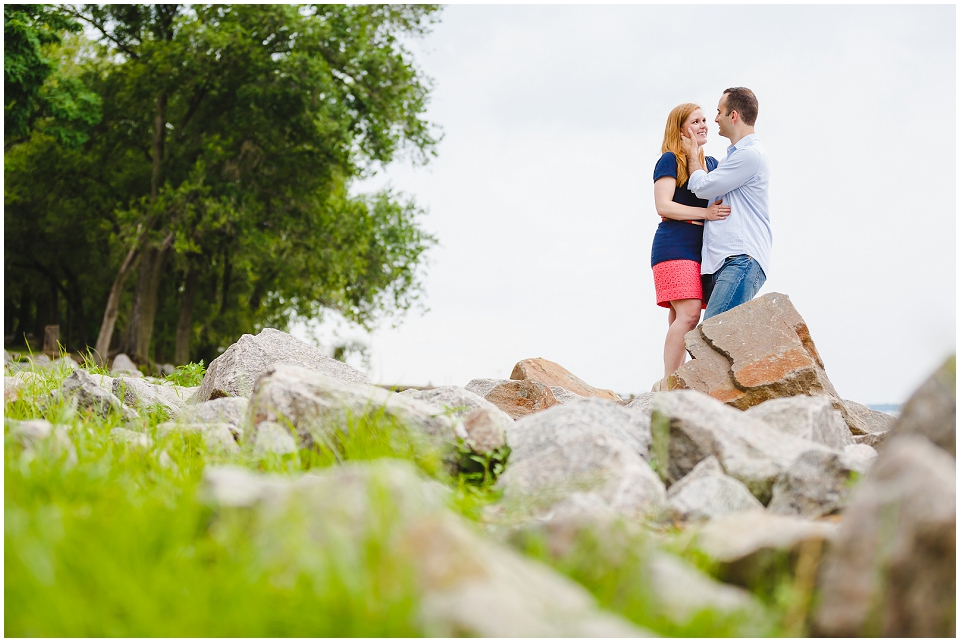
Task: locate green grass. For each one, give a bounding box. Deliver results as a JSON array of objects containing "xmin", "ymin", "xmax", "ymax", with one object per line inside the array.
[{"xmin": 5, "ymin": 358, "xmax": 807, "ymax": 637}]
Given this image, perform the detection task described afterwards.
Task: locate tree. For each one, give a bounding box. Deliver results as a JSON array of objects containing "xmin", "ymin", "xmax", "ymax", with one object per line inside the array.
[{"xmin": 5, "ymin": 4, "xmax": 440, "ymax": 364}]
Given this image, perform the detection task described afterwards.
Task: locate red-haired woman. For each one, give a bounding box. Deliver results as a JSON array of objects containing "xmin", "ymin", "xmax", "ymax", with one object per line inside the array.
[{"xmin": 651, "ymin": 103, "xmax": 729, "ymax": 391}]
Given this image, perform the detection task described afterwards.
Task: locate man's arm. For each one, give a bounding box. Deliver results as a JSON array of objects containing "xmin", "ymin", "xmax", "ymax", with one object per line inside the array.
[{"xmin": 680, "ymin": 131, "xmax": 761, "ymax": 201}]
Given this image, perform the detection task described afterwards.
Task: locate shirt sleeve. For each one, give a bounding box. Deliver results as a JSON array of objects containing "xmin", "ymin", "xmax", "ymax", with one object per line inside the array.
[
  {"xmin": 653, "ymin": 152, "xmax": 678, "ymax": 182},
  {"xmin": 687, "ymin": 148, "xmax": 761, "ymax": 200}
]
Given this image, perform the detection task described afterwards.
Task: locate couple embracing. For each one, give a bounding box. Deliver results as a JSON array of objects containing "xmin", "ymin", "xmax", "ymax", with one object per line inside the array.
[{"xmin": 650, "ymin": 87, "xmax": 771, "ymax": 391}]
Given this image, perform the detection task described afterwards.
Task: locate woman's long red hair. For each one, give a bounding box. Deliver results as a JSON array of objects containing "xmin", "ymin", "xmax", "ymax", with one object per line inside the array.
[{"xmin": 661, "ymin": 103, "xmax": 707, "ymax": 187}]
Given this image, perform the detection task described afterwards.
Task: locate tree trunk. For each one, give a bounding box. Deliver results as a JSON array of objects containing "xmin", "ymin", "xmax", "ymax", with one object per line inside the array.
[
  {"xmin": 173, "ymin": 267, "xmax": 199, "ymax": 365},
  {"xmin": 93, "ymin": 231, "xmax": 145, "ymax": 365},
  {"xmin": 119, "ymin": 232, "xmax": 174, "ymax": 362}
]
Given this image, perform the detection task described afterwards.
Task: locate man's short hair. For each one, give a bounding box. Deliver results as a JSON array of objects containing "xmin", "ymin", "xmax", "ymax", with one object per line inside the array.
[{"xmin": 722, "ymin": 87, "xmax": 758, "ymax": 126}]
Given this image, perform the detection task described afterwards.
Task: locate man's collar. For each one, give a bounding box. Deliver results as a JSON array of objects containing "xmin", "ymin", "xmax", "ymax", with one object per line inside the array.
[{"xmin": 727, "ymin": 133, "xmax": 758, "ymax": 152}]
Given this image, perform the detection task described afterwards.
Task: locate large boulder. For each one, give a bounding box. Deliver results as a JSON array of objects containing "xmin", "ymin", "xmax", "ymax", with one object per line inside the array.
[
  {"xmin": 510, "ymin": 357, "xmax": 622, "ymax": 402},
  {"xmin": 496, "ymin": 398, "xmax": 664, "ymax": 519},
  {"xmin": 745, "ymin": 395, "xmax": 853, "ymax": 449},
  {"xmin": 200, "ymin": 460, "xmax": 650, "ymax": 637},
  {"xmin": 888, "ymin": 355, "xmax": 955, "ymax": 456},
  {"xmin": 843, "ymin": 399, "xmax": 896, "ymax": 435},
  {"xmin": 670, "ymin": 293, "xmax": 868, "ymax": 435},
  {"xmin": 651, "ymin": 390, "xmax": 842, "ymax": 504},
  {"xmin": 112, "ymin": 377, "xmax": 194, "ymax": 418},
  {"xmin": 464, "ymin": 378, "xmax": 560, "ymax": 420},
  {"xmin": 813, "ymin": 435, "xmax": 955, "ymax": 637},
  {"xmin": 179, "ymin": 397, "xmax": 248, "ymax": 430},
  {"xmin": 766, "ymin": 449, "xmax": 854, "ymax": 518},
  {"xmin": 247, "ymin": 364, "xmax": 463, "ymax": 449},
  {"xmin": 665, "ymin": 456, "xmax": 764, "ymax": 522},
  {"xmin": 687, "ymin": 509, "xmax": 839, "ymax": 588},
  {"xmin": 196, "ymin": 328, "xmax": 368, "ymax": 402}
]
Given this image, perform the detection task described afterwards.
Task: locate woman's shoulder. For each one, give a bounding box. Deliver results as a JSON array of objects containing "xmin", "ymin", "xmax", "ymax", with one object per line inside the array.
[{"xmin": 653, "ymin": 152, "xmax": 678, "ymax": 181}]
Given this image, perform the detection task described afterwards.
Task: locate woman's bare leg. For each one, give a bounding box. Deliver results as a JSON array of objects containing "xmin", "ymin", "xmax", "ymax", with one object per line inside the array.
[{"xmin": 663, "ymin": 298, "xmax": 702, "ymax": 377}]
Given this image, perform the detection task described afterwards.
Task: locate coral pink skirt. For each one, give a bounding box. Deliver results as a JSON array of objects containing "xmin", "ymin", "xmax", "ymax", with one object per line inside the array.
[{"xmin": 653, "ymin": 259, "xmax": 705, "ymax": 309}]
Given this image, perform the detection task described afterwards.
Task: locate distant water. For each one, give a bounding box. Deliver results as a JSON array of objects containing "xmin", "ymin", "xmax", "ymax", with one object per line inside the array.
[{"xmin": 867, "ymin": 403, "xmax": 902, "ymax": 418}]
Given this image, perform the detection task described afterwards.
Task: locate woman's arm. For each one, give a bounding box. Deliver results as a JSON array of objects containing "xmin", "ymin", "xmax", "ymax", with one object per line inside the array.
[{"xmin": 654, "ymin": 177, "xmax": 730, "ymax": 221}]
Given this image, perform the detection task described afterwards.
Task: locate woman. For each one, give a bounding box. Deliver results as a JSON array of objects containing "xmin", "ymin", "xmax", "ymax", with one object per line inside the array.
[{"xmin": 651, "ymin": 103, "xmax": 729, "ymax": 391}]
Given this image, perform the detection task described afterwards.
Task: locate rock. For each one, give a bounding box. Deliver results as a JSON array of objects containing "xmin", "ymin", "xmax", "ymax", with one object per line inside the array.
[
  {"xmin": 112, "ymin": 377, "xmax": 194, "ymax": 418},
  {"xmin": 4, "ymin": 376, "xmax": 23, "ymax": 402},
  {"xmin": 252, "ymin": 421, "xmax": 298, "ymax": 456},
  {"xmin": 399, "ymin": 385, "xmax": 513, "ymax": 426},
  {"xmin": 110, "ymin": 353, "xmax": 142, "ymax": 378},
  {"xmin": 50, "ymin": 356, "xmax": 80, "ymax": 372},
  {"xmin": 248, "ymin": 364, "xmax": 462, "ymax": 449},
  {"xmin": 671, "ymin": 293, "xmax": 868, "ymax": 435},
  {"xmin": 461, "ymin": 408, "xmax": 508, "ymax": 453},
  {"xmin": 889, "ymin": 355, "xmax": 955, "ymax": 456},
  {"xmin": 841, "ymin": 443, "xmax": 878, "ymax": 473},
  {"xmin": 651, "ymin": 390, "xmax": 838, "ymax": 504},
  {"xmin": 645, "ymin": 551, "xmax": 770, "ymax": 631},
  {"xmin": 157, "ymin": 422, "xmax": 239, "ymax": 453},
  {"xmin": 853, "ymin": 431, "xmax": 889, "ymax": 450},
  {"xmin": 196, "ymin": 327, "xmax": 368, "ymax": 402},
  {"xmin": 110, "ymin": 427, "xmax": 153, "ymax": 448},
  {"xmin": 6, "ymin": 418, "xmax": 77, "ymax": 464},
  {"xmin": 843, "ymin": 399, "xmax": 896, "ymax": 434},
  {"xmin": 549, "ymin": 386, "xmax": 585, "ymax": 404},
  {"xmin": 464, "ymin": 378, "xmax": 560, "ymax": 420},
  {"xmin": 767, "ymin": 449, "xmax": 854, "ymax": 518},
  {"xmin": 624, "ymin": 392, "xmax": 655, "ymax": 416},
  {"xmin": 201, "ymin": 460, "xmax": 650, "ymax": 637},
  {"xmin": 159, "ymin": 363, "xmax": 176, "ymax": 377},
  {"xmin": 496, "ymin": 398, "xmax": 664, "ymax": 519},
  {"xmin": 813, "ymin": 435, "xmax": 956, "ymax": 637},
  {"xmin": 665, "ymin": 456, "xmax": 764, "ymax": 522},
  {"xmin": 179, "ymin": 397, "xmax": 249, "ymax": 428},
  {"xmin": 688, "ymin": 509, "xmax": 839, "ymax": 587},
  {"xmin": 746, "ymin": 395, "xmax": 853, "ymax": 449},
  {"xmin": 58, "ymin": 369, "xmax": 138, "ymax": 420},
  {"xmin": 510, "ymin": 358, "xmax": 622, "ymax": 402}
]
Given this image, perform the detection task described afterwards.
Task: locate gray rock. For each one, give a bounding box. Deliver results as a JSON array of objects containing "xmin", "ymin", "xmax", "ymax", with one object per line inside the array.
[
  {"xmin": 843, "ymin": 399, "xmax": 896, "ymax": 434},
  {"xmin": 841, "ymin": 443, "xmax": 878, "ymax": 473},
  {"xmin": 853, "ymin": 431, "xmax": 889, "ymax": 450},
  {"xmin": 112, "ymin": 377, "xmax": 194, "ymax": 418},
  {"xmin": 746, "ymin": 395, "xmax": 853, "ymax": 449},
  {"xmin": 496, "ymin": 398, "xmax": 664, "ymax": 519},
  {"xmin": 463, "ymin": 378, "xmax": 504, "ymax": 399},
  {"xmin": 110, "ymin": 427, "xmax": 153, "ymax": 448},
  {"xmin": 4, "ymin": 376, "xmax": 23, "ymax": 402},
  {"xmin": 200, "ymin": 460, "xmax": 650, "ymax": 637},
  {"xmin": 197, "ymin": 327, "xmax": 368, "ymax": 402},
  {"xmin": 50, "ymin": 356, "xmax": 80, "ymax": 372},
  {"xmin": 400, "ymin": 385, "xmax": 513, "ymax": 425},
  {"xmin": 6, "ymin": 418, "xmax": 77, "ymax": 464},
  {"xmin": 548, "ymin": 386, "xmax": 585, "ymax": 404},
  {"xmin": 159, "ymin": 363, "xmax": 177, "ymax": 377},
  {"xmin": 889, "ymin": 356, "xmax": 955, "ymax": 456},
  {"xmin": 157, "ymin": 421, "xmax": 239, "ymax": 453},
  {"xmin": 665, "ymin": 456, "xmax": 764, "ymax": 522},
  {"xmin": 767, "ymin": 449, "xmax": 854, "ymax": 518},
  {"xmin": 651, "ymin": 390, "xmax": 837, "ymax": 504},
  {"xmin": 59, "ymin": 369, "xmax": 139, "ymax": 420},
  {"xmin": 688, "ymin": 509, "xmax": 839, "ymax": 587},
  {"xmin": 624, "ymin": 392, "xmax": 655, "ymax": 416},
  {"xmin": 253, "ymin": 421, "xmax": 298, "ymax": 456},
  {"xmin": 110, "ymin": 353, "xmax": 142, "ymax": 378},
  {"xmin": 179, "ymin": 397, "xmax": 249, "ymax": 428},
  {"xmin": 248, "ymin": 364, "xmax": 463, "ymax": 449},
  {"xmin": 813, "ymin": 435, "xmax": 956, "ymax": 637}
]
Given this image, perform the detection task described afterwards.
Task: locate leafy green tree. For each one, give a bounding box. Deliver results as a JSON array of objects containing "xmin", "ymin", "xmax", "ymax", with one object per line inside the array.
[{"xmin": 5, "ymin": 4, "xmax": 440, "ymax": 365}]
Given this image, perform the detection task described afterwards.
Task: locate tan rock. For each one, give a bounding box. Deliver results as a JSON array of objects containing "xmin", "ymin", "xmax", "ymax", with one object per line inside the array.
[
  {"xmin": 474, "ymin": 379, "xmax": 560, "ymax": 420},
  {"xmin": 510, "ymin": 358, "xmax": 621, "ymax": 403},
  {"xmin": 670, "ymin": 293, "xmax": 868, "ymax": 435}
]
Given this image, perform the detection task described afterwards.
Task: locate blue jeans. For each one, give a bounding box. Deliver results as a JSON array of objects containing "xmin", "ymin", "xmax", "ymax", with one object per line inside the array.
[{"xmin": 702, "ymin": 254, "xmax": 766, "ymax": 320}]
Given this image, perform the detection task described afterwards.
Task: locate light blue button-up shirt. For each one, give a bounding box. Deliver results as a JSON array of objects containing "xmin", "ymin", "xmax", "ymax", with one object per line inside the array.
[{"xmin": 687, "ymin": 134, "xmax": 771, "ymax": 277}]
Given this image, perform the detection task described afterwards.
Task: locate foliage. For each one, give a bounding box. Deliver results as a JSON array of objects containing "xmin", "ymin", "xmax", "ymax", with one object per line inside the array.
[
  {"xmin": 5, "ymin": 4, "xmax": 441, "ymax": 363},
  {"xmin": 163, "ymin": 360, "xmax": 205, "ymax": 387}
]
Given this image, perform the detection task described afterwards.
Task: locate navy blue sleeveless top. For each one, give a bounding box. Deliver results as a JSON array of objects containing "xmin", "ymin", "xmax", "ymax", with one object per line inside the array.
[{"xmin": 650, "ymin": 152, "xmax": 719, "ymax": 267}]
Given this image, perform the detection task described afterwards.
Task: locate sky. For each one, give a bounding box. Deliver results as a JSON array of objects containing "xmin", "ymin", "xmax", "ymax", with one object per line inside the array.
[{"xmin": 295, "ymin": 4, "xmax": 957, "ymax": 405}]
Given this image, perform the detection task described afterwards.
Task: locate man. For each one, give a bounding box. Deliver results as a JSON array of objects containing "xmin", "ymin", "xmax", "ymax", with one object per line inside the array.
[{"xmin": 680, "ymin": 87, "xmax": 771, "ymax": 319}]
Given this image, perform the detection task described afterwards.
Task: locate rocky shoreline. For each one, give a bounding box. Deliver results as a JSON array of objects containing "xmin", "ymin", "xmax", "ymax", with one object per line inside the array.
[{"xmin": 5, "ymin": 292, "xmax": 955, "ymax": 636}]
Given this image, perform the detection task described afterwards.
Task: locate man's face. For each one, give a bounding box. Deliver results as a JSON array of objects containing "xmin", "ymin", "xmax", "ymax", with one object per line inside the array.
[{"xmin": 715, "ymin": 95, "xmax": 734, "ymax": 139}]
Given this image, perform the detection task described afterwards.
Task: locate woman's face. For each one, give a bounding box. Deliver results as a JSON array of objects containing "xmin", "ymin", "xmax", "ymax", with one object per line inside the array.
[{"xmin": 682, "ymin": 109, "xmax": 708, "ymax": 146}]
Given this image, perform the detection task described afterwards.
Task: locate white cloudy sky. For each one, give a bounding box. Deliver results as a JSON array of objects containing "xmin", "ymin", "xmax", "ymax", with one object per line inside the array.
[{"xmin": 297, "ymin": 4, "xmax": 956, "ymax": 405}]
